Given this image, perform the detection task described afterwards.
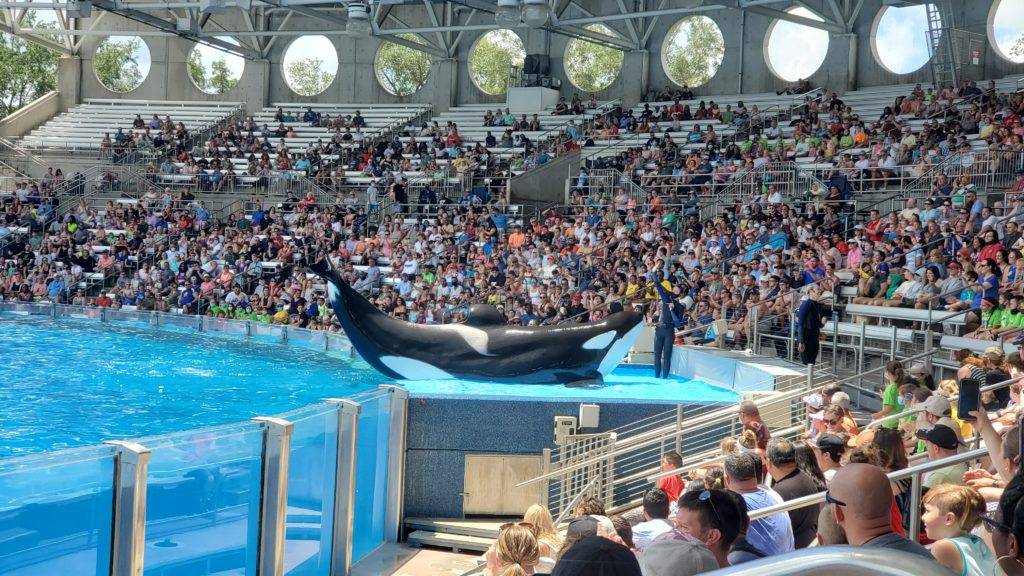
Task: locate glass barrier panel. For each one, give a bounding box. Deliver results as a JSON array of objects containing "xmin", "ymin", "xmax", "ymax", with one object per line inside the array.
[
  {"xmin": 0, "ymin": 302, "xmax": 51, "ymax": 315},
  {"xmin": 202, "ymin": 317, "xmax": 249, "ymax": 337},
  {"xmin": 140, "ymin": 423, "xmax": 265, "ymax": 576},
  {"xmin": 54, "ymin": 304, "xmax": 101, "ymax": 320},
  {"xmin": 0, "ymin": 445, "xmax": 116, "ymax": 576},
  {"xmin": 279, "ymin": 404, "xmax": 339, "ymax": 576},
  {"xmin": 286, "ymin": 328, "xmax": 327, "ymax": 351},
  {"xmin": 352, "ymin": 393, "xmax": 390, "ymax": 562},
  {"xmin": 105, "ymin": 308, "xmax": 155, "ymax": 326},
  {"xmin": 252, "ymin": 323, "xmax": 284, "ymax": 345},
  {"xmin": 324, "ymin": 333, "xmax": 352, "ymax": 356},
  {"xmin": 155, "ymin": 313, "xmax": 203, "ymax": 333}
]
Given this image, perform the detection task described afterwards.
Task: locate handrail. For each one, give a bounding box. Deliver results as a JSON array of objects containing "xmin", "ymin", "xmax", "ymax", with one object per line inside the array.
[
  {"xmin": 865, "ymin": 373, "xmax": 1024, "ymax": 429},
  {"xmin": 516, "ymin": 347, "xmax": 939, "ymax": 489},
  {"xmin": 747, "ymin": 445, "xmax": 987, "ymax": 521},
  {"xmin": 702, "ymin": 546, "xmax": 955, "ymax": 576},
  {"xmin": 552, "ymin": 473, "xmax": 603, "ymax": 527}
]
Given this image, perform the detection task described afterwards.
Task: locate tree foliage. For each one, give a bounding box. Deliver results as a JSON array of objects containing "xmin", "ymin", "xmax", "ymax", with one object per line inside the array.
[
  {"xmin": 469, "ymin": 29, "xmax": 525, "ymax": 96},
  {"xmin": 1012, "ymin": 32, "xmax": 1024, "ymax": 60},
  {"xmin": 188, "ymin": 44, "xmax": 242, "ymax": 94},
  {"xmin": 375, "ymin": 34, "xmax": 433, "ymax": 96},
  {"xmin": 286, "ymin": 56, "xmax": 335, "ymax": 96},
  {"xmin": 662, "ymin": 16, "xmax": 724, "ymax": 88},
  {"xmin": 0, "ymin": 11, "xmax": 59, "ymax": 118},
  {"xmin": 564, "ymin": 24, "xmax": 624, "ymax": 93},
  {"xmin": 95, "ymin": 36, "xmax": 144, "ymax": 93}
]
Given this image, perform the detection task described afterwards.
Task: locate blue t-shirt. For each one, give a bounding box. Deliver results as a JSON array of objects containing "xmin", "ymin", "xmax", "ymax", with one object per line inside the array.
[
  {"xmin": 980, "ymin": 274, "xmax": 1000, "ymax": 299},
  {"xmin": 740, "ymin": 487, "xmax": 795, "ymax": 556}
]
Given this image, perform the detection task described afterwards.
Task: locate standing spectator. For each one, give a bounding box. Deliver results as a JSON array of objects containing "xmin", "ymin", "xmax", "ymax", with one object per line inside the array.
[
  {"xmin": 796, "ymin": 285, "xmax": 827, "ymax": 366},
  {"xmin": 828, "ymin": 464, "xmax": 934, "ymax": 558},
  {"xmin": 812, "ymin": 433, "xmax": 845, "ymax": 484},
  {"xmin": 766, "ymin": 438, "xmax": 820, "ymax": 548},
  {"xmin": 738, "ymin": 401, "xmax": 770, "ymax": 451},
  {"xmin": 723, "ymin": 453, "xmax": 794, "ymax": 556},
  {"xmin": 872, "ymin": 360, "xmax": 908, "ymax": 429},
  {"xmin": 922, "ymin": 484, "xmax": 997, "ymax": 576},
  {"xmin": 632, "ymin": 489, "xmax": 674, "ymax": 551}
]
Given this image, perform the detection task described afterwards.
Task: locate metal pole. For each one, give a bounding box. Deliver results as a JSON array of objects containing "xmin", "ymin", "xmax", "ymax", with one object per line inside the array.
[
  {"xmin": 674, "ymin": 405, "xmax": 684, "ymax": 455},
  {"xmin": 858, "ymin": 322, "xmax": 866, "ymax": 387},
  {"xmin": 327, "ymin": 399, "xmax": 360, "ymax": 576},
  {"xmin": 788, "ymin": 311, "xmax": 796, "ymax": 361},
  {"xmin": 751, "ymin": 306, "xmax": 760, "ymax": 354},
  {"xmin": 909, "ymin": 472, "xmax": 922, "ymax": 542},
  {"xmin": 252, "ymin": 417, "xmax": 294, "ymax": 576},
  {"xmin": 381, "ymin": 385, "xmax": 409, "ymax": 543},
  {"xmin": 831, "ymin": 310, "xmax": 838, "ymax": 371},
  {"xmin": 806, "ymin": 364, "xmax": 813, "ymax": 389},
  {"xmin": 105, "ymin": 440, "xmax": 151, "ymax": 576}
]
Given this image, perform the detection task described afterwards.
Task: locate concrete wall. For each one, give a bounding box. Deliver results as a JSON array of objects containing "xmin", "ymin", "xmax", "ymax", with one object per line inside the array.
[
  {"xmin": 67, "ymin": 0, "xmax": 1024, "ymax": 113},
  {"xmin": 0, "ymin": 91, "xmax": 60, "ymax": 138}
]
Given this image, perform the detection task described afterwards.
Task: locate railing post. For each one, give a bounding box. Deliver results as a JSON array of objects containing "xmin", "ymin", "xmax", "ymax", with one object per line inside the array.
[
  {"xmin": 105, "ymin": 440, "xmax": 151, "ymax": 576},
  {"xmin": 806, "ymin": 364, "xmax": 813, "ymax": 389},
  {"xmin": 831, "ymin": 310, "xmax": 838, "ymax": 371},
  {"xmin": 674, "ymin": 405, "xmax": 684, "ymax": 455},
  {"xmin": 327, "ymin": 399, "xmax": 361, "ymax": 576},
  {"xmin": 750, "ymin": 306, "xmax": 760, "ymax": 354},
  {"xmin": 252, "ymin": 417, "xmax": 294, "ymax": 576},
  {"xmin": 909, "ymin": 472, "xmax": 922, "ymax": 542},
  {"xmin": 380, "ymin": 385, "xmax": 409, "ymax": 543}
]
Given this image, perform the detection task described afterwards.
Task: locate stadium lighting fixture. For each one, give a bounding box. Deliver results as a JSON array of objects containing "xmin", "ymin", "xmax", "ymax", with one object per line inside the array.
[
  {"xmin": 495, "ymin": 0, "xmax": 521, "ymax": 27},
  {"xmin": 522, "ymin": 0, "xmax": 549, "ymax": 27},
  {"xmin": 347, "ymin": 2, "xmax": 372, "ymax": 37}
]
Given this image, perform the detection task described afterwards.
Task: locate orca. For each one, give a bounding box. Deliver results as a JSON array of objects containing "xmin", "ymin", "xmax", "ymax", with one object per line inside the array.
[{"xmin": 308, "ymin": 256, "xmax": 645, "ymax": 384}]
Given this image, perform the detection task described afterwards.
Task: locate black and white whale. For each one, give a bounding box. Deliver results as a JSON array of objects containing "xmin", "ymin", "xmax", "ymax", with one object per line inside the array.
[{"xmin": 309, "ymin": 256, "xmax": 645, "ymax": 384}]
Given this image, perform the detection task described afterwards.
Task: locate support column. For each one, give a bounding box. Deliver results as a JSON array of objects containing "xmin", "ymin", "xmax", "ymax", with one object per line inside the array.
[
  {"xmin": 105, "ymin": 440, "xmax": 151, "ymax": 576},
  {"xmin": 57, "ymin": 55, "xmax": 82, "ymax": 111},
  {"xmin": 327, "ymin": 399, "xmax": 361, "ymax": 576},
  {"xmin": 380, "ymin": 385, "xmax": 409, "ymax": 543},
  {"xmin": 621, "ymin": 50, "xmax": 649, "ymax": 108},
  {"xmin": 431, "ymin": 58, "xmax": 459, "ymax": 113}
]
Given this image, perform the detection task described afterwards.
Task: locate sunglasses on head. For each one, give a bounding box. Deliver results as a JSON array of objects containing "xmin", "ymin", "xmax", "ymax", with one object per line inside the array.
[
  {"xmin": 499, "ymin": 522, "xmax": 535, "ymax": 532},
  {"xmin": 698, "ymin": 489, "xmax": 725, "ymax": 529},
  {"xmin": 981, "ymin": 512, "xmax": 1011, "ymax": 534},
  {"xmin": 825, "ymin": 490, "xmax": 847, "ymax": 507}
]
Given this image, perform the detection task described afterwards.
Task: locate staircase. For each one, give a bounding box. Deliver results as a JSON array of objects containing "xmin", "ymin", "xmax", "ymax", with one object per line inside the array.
[
  {"xmin": 405, "ymin": 517, "xmax": 511, "ymax": 553},
  {"xmin": 926, "ymin": 1, "xmax": 957, "ymax": 88}
]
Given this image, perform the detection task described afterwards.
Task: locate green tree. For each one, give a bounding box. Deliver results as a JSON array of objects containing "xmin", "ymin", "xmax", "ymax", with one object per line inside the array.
[
  {"xmin": 187, "ymin": 48, "xmax": 205, "ymax": 90},
  {"xmin": 286, "ymin": 57, "xmax": 334, "ymax": 95},
  {"xmin": 663, "ymin": 16, "xmax": 724, "ymax": 88},
  {"xmin": 1012, "ymin": 33, "xmax": 1024, "ymax": 60},
  {"xmin": 564, "ymin": 24, "xmax": 624, "ymax": 93},
  {"xmin": 0, "ymin": 11, "xmax": 59, "ymax": 118},
  {"xmin": 375, "ymin": 34, "xmax": 433, "ymax": 96},
  {"xmin": 95, "ymin": 37, "xmax": 143, "ymax": 93},
  {"xmin": 469, "ymin": 29, "xmax": 525, "ymax": 95},
  {"xmin": 208, "ymin": 58, "xmax": 238, "ymax": 93}
]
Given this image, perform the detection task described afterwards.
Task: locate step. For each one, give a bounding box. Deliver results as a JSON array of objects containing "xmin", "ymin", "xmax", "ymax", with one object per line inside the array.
[
  {"xmin": 404, "ymin": 517, "xmax": 510, "ymax": 540},
  {"xmin": 407, "ymin": 530, "xmax": 493, "ymax": 553}
]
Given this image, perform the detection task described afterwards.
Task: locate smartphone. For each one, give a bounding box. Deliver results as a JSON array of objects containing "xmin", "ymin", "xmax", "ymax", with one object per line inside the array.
[{"xmin": 959, "ymin": 378, "xmax": 981, "ymax": 421}]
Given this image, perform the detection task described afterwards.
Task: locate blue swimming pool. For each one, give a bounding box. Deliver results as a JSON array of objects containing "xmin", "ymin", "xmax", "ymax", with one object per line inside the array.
[{"xmin": 0, "ymin": 314, "xmax": 736, "ymax": 457}]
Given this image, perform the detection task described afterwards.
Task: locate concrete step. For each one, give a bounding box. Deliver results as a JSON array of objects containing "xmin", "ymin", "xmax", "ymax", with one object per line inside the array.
[
  {"xmin": 406, "ymin": 530, "xmax": 493, "ymax": 553},
  {"xmin": 404, "ymin": 517, "xmax": 511, "ymax": 540}
]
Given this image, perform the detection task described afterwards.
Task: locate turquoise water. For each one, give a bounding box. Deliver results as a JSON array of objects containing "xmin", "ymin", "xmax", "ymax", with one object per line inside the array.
[
  {"xmin": 0, "ymin": 315, "xmax": 384, "ymax": 458},
  {"xmin": 0, "ymin": 315, "xmax": 737, "ymax": 458}
]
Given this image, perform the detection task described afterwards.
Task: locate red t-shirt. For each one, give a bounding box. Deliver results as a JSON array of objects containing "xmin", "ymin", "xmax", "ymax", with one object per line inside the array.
[
  {"xmin": 745, "ymin": 420, "xmax": 770, "ymax": 451},
  {"xmin": 658, "ymin": 474, "xmax": 686, "ymax": 504}
]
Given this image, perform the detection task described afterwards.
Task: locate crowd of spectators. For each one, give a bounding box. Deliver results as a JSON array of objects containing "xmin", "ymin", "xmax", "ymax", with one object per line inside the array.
[{"xmin": 476, "ymin": 349, "xmax": 1024, "ymax": 576}]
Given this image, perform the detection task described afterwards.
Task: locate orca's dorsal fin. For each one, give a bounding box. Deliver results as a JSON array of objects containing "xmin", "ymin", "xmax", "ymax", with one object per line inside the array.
[{"xmin": 463, "ymin": 304, "xmax": 506, "ymax": 327}]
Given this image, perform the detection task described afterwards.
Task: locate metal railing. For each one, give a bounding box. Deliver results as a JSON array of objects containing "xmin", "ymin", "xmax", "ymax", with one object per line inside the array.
[{"xmin": 703, "ymin": 547, "xmax": 955, "ymax": 576}]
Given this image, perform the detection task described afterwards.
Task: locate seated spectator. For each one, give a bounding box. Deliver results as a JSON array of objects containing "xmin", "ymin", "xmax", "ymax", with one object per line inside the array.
[
  {"xmin": 812, "ymin": 433, "xmax": 845, "ymax": 484},
  {"xmin": 551, "ymin": 535, "xmax": 641, "ymax": 576},
  {"xmin": 766, "ymin": 438, "xmax": 820, "ymax": 548},
  {"xmin": 639, "ymin": 530, "xmax": 719, "ymax": 576},
  {"xmin": 922, "ymin": 484, "xmax": 996, "ymax": 576},
  {"xmin": 485, "ymin": 523, "xmax": 539, "ymax": 576},
  {"xmin": 674, "ymin": 488, "xmax": 743, "ymax": 568},
  {"xmin": 657, "ymin": 451, "xmax": 686, "ymax": 504},
  {"xmin": 816, "ymin": 505, "xmax": 847, "ymax": 546},
  {"xmin": 828, "ymin": 463, "xmax": 934, "ymax": 559},
  {"xmin": 723, "ymin": 453, "xmax": 794, "ymax": 556},
  {"xmin": 632, "ymin": 489, "xmax": 673, "ymax": 551}
]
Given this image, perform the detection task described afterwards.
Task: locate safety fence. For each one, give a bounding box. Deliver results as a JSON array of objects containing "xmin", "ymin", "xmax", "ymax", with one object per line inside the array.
[{"xmin": 0, "ymin": 301, "xmax": 405, "ymax": 576}]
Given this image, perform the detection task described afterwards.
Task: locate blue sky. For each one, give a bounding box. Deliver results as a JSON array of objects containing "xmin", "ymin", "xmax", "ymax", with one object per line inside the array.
[
  {"xmin": 874, "ymin": 5, "xmax": 931, "ymax": 74},
  {"xmin": 766, "ymin": 7, "xmax": 829, "ymax": 82},
  {"xmin": 992, "ymin": 0, "xmax": 1024, "ymax": 62}
]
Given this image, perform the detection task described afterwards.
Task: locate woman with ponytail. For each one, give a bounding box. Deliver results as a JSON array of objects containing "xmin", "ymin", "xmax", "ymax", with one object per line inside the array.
[{"xmin": 486, "ymin": 523, "xmax": 540, "ymax": 576}]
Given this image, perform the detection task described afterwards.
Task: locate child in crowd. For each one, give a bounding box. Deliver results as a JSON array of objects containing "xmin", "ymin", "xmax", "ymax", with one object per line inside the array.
[{"xmin": 921, "ymin": 484, "xmax": 997, "ymax": 576}]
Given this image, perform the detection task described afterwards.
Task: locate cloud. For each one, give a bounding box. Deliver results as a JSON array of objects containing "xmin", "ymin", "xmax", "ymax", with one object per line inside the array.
[
  {"xmin": 283, "ymin": 35, "xmax": 339, "ymax": 71},
  {"xmin": 766, "ymin": 7, "xmax": 829, "ymax": 82},
  {"xmin": 992, "ymin": 0, "xmax": 1024, "ymax": 62},
  {"xmin": 875, "ymin": 5, "xmax": 931, "ymax": 74}
]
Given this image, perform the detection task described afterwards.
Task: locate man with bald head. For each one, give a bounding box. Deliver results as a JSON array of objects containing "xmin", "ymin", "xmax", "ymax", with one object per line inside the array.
[{"xmin": 828, "ymin": 463, "xmax": 934, "ymax": 560}]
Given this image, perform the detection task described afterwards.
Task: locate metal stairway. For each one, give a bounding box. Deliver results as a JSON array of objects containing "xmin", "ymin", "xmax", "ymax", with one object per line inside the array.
[{"xmin": 925, "ymin": 1, "xmax": 957, "ymax": 88}]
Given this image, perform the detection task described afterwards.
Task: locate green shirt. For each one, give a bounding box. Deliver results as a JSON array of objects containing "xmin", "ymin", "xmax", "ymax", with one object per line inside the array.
[
  {"xmin": 885, "ymin": 274, "xmax": 905, "ymax": 299},
  {"xmin": 982, "ymin": 308, "xmax": 1004, "ymax": 328},
  {"xmin": 881, "ymin": 383, "xmax": 902, "ymax": 429}
]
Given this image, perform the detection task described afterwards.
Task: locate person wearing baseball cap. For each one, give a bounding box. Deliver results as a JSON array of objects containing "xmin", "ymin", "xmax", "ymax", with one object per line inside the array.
[
  {"xmin": 813, "ymin": 433, "xmax": 846, "ymax": 484},
  {"xmin": 916, "ymin": 424, "xmax": 966, "ymax": 490},
  {"xmin": 639, "ymin": 532, "xmax": 719, "ymax": 576}
]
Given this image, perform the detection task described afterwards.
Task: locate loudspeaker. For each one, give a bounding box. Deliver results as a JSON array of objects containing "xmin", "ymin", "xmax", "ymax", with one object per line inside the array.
[
  {"xmin": 524, "ymin": 54, "xmax": 550, "ymax": 76},
  {"xmin": 66, "ymin": 0, "xmax": 92, "ymax": 18}
]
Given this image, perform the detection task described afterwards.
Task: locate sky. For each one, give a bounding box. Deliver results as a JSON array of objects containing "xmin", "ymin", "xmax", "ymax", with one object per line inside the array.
[
  {"xmin": 765, "ymin": 6, "xmax": 829, "ymax": 82},
  {"xmin": 874, "ymin": 5, "xmax": 932, "ymax": 74},
  {"xmin": 192, "ymin": 36, "xmax": 245, "ymax": 81},
  {"xmin": 992, "ymin": 0, "xmax": 1024, "ymax": 63},
  {"xmin": 106, "ymin": 35, "xmax": 152, "ymax": 84},
  {"xmin": 282, "ymin": 35, "xmax": 339, "ymax": 89}
]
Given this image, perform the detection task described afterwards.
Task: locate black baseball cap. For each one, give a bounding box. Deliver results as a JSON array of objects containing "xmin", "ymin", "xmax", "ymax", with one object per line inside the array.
[
  {"xmin": 566, "ymin": 515, "xmax": 600, "ymax": 539},
  {"xmin": 915, "ymin": 424, "xmax": 963, "ymax": 450},
  {"xmin": 816, "ymin": 433, "xmax": 846, "ymax": 454}
]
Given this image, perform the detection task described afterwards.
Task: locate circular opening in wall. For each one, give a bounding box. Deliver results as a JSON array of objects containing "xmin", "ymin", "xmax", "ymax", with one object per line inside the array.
[
  {"xmin": 989, "ymin": 0, "xmax": 1024, "ymax": 63},
  {"xmin": 375, "ymin": 34, "xmax": 434, "ymax": 96},
  {"xmin": 468, "ymin": 29, "xmax": 525, "ymax": 96},
  {"xmin": 660, "ymin": 15, "xmax": 725, "ymax": 89},
  {"xmin": 563, "ymin": 24, "xmax": 624, "ymax": 93},
  {"xmin": 764, "ymin": 7, "xmax": 829, "ymax": 83},
  {"xmin": 187, "ymin": 37, "xmax": 245, "ymax": 94},
  {"xmin": 282, "ymin": 35, "xmax": 338, "ymax": 96},
  {"xmin": 94, "ymin": 35, "xmax": 151, "ymax": 93},
  {"xmin": 871, "ymin": 5, "xmax": 934, "ymax": 75}
]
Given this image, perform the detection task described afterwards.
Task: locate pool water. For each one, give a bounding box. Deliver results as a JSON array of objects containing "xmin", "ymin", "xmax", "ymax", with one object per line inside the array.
[
  {"xmin": 0, "ymin": 315, "xmax": 738, "ymax": 459},
  {"xmin": 0, "ymin": 315, "xmax": 384, "ymax": 457}
]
